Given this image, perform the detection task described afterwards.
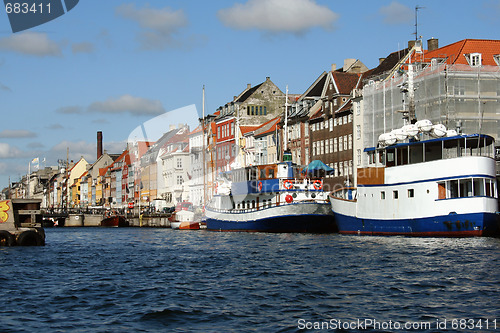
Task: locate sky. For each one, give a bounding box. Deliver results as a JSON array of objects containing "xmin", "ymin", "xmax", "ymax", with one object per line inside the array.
[{"xmin": 0, "ymin": 0, "xmax": 499, "ymax": 188}]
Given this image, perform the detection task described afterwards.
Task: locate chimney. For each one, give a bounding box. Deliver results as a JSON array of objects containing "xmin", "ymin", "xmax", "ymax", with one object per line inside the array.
[
  {"xmin": 247, "ymin": 83, "xmax": 251, "ymax": 89},
  {"xmin": 427, "ymin": 38, "xmax": 439, "ymax": 51},
  {"xmin": 408, "ymin": 40, "xmax": 416, "ymax": 49},
  {"xmin": 331, "ymin": 64, "xmax": 337, "ymax": 72},
  {"xmin": 266, "ymin": 76, "xmax": 270, "ymax": 81},
  {"xmin": 97, "ymin": 131, "xmax": 103, "ymax": 160}
]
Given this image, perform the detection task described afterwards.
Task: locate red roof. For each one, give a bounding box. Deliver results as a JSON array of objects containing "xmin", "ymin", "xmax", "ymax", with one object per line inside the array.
[
  {"xmin": 254, "ymin": 117, "xmax": 280, "ymax": 137},
  {"xmin": 423, "ymin": 39, "xmax": 500, "ymax": 66},
  {"xmin": 331, "ymin": 72, "xmax": 362, "ymax": 95},
  {"xmin": 240, "ymin": 125, "xmax": 260, "ymax": 135}
]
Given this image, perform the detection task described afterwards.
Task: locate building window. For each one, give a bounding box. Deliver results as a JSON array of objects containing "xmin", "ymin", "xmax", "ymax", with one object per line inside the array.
[
  {"xmin": 343, "ymin": 135, "xmax": 348, "ymax": 151},
  {"xmin": 357, "ymin": 149, "xmax": 361, "ymax": 166},
  {"xmin": 334, "ymin": 137, "xmax": 338, "ymax": 152},
  {"xmin": 494, "ymin": 55, "xmax": 500, "ymax": 66},
  {"xmin": 176, "ymin": 158, "xmax": 182, "ymax": 168},
  {"xmin": 338, "ymin": 161, "xmax": 343, "ymax": 177},
  {"xmin": 348, "ymin": 134, "xmax": 352, "ymax": 150},
  {"xmin": 329, "ymin": 138, "xmax": 333, "ymax": 153},
  {"xmin": 177, "ymin": 176, "xmax": 183, "ymax": 185},
  {"xmin": 468, "ymin": 53, "xmax": 482, "ymax": 67},
  {"xmin": 334, "ymin": 162, "xmax": 338, "ymax": 177},
  {"xmin": 329, "ymin": 118, "xmax": 333, "ymax": 131},
  {"xmin": 356, "ymin": 125, "xmax": 361, "ymax": 140},
  {"xmin": 217, "ymin": 127, "xmax": 220, "ymax": 139}
]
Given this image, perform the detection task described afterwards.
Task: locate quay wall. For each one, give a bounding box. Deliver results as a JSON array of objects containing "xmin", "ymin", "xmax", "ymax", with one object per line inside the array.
[{"xmin": 62, "ymin": 214, "xmax": 171, "ymax": 227}]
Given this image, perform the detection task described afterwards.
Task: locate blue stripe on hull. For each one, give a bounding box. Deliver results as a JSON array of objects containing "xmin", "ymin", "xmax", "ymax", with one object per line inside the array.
[
  {"xmin": 206, "ymin": 214, "xmax": 336, "ymax": 233},
  {"xmin": 334, "ymin": 212, "xmax": 499, "ymax": 237}
]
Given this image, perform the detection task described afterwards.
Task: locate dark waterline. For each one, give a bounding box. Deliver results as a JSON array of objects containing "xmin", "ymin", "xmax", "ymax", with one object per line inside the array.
[{"xmin": 0, "ymin": 228, "xmax": 499, "ymax": 332}]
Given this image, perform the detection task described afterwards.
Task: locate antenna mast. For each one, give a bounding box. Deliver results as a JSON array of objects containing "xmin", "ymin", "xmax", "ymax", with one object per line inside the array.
[{"xmin": 414, "ymin": 5, "xmax": 425, "ymax": 41}]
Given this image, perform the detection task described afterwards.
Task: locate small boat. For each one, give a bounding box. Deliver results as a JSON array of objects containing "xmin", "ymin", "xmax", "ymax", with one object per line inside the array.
[
  {"xmin": 101, "ymin": 212, "xmax": 129, "ymax": 227},
  {"xmin": 204, "ymin": 156, "xmax": 336, "ymax": 233},
  {"xmin": 170, "ymin": 202, "xmax": 199, "ymax": 229},
  {"xmin": 171, "ymin": 211, "xmax": 199, "ymax": 229}
]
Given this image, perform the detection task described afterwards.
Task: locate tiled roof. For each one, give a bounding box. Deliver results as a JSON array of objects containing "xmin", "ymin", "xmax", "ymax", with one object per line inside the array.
[
  {"xmin": 240, "ymin": 125, "xmax": 260, "ymax": 135},
  {"xmin": 424, "ymin": 39, "xmax": 500, "ymax": 66},
  {"xmin": 254, "ymin": 117, "xmax": 280, "ymax": 137},
  {"xmin": 331, "ymin": 72, "xmax": 362, "ymax": 95}
]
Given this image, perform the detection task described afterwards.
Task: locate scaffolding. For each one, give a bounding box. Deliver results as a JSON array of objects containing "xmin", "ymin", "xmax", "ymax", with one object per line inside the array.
[{"xmin": 363, "ymin": 63, "xmax": 500, "ymax": 148}]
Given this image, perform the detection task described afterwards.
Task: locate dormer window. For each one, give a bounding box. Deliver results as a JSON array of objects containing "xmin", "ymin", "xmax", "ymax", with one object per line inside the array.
[
  {"xmin": 465, "ymin": 53, "xmax": 482, "ymax": 67},
  {"xmin": 494, "ymin": 55, "xmax": 500, "ymax": 66}
]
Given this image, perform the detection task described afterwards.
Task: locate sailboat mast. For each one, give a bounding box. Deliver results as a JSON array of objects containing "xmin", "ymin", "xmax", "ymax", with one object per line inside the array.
[
  {"xmin": 284, "ymin": 85, "xmax": 288, "ymax": 152},
  {"xmin": 202, "ymin": 85, "xmax": 206, "ymax": 208}
]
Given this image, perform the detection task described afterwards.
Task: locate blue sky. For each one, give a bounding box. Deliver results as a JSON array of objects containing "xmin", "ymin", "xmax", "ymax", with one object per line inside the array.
[{"xmin": 0, "ymin": 0, "xmax": 499, "ymax": 187}]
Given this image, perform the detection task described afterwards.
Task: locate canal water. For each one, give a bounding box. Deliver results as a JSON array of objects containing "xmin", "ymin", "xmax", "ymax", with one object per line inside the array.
[{"xmin": 0, "ymin": 228, "xmax": 498, "ymax": 332}]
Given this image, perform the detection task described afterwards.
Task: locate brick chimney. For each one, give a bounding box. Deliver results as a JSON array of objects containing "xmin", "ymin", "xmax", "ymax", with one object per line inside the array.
[
  {"xmin": 97, "ymin": 131, "xmax": 103, "ymax": 160},
  {"xmin": 427, "ymin": 38, "xmax": 439, "ymax": 51}
]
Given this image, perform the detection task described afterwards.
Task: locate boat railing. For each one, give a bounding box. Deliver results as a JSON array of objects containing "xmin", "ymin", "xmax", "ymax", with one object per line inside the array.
[
  {"xmin": 330, "ymin": 187, "xmax": 357, "ymax": 202},
  {"xmin": 280, "ymin": 178, "xmax": 325, "ymax": 191},
  {"xmin": 206, "ymin": 198, "xmax": 329, "ymax": 214}
]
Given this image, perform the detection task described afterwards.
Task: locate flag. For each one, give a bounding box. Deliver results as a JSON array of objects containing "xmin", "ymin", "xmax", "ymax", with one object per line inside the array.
[{"xmin": 31, "ymin": 157, "xmax": 39, "ymax": 171}]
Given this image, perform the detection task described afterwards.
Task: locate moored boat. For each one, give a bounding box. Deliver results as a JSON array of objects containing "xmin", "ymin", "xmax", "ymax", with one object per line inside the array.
[
  {"xmin": 204, "ymin": 158, "xmax": 336, "ymax": 232},
  {"xmin": 330, "ymin": 131, "xmax": 499, "ymax": 237},
  {"xmin": 170, "ymin": 209, "xmax": 199, "ymax": 230},
  {"xmin": 101, "ymin": 213, "xmax": 129, "ymax": 227}
]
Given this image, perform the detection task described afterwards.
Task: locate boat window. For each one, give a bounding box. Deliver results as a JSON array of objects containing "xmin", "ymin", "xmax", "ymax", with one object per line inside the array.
[
  {"xmin": 449, "ymin": 180, "xmax": 459, "ymax": 198},
  {"xmin": 380, "ymin": 191, "xmax": 385, "ymax": 200},
  {"xmin": 408, "ymin": 189, "xmax": 414, "ymax": 198},
  {"xmin": 425, "ymin": 141, "xmax": 443, "ymax": 162},
  {"xmin": 252, "ymin": 200, "xmax": 256, "ymax": 209},
  {"xmin": 459, "ymin": 179, "xmax": 472, "ymax": 197},
  {"xmin": 485, "ymin": 179, "xmax": 493, "ymax": 197},
  {"xmin": 438, "ymin": 182, "xmax": 446, "ymax": 199},
  {"xmin": 268, "ymin": 168, "xmax": 275, "ymax": 178},
  {"xmin": 409, "ymin": 144, "xmax": 423, "ymax": 164},
  {"xmin": 473, "ymin": 178, "xmax": 485, "ymax": 196},
  {"xmin": 396, "ymin": 147, "xmax": 408, "ymax": 165},
  {"xmin": 260, "ymin": 168, "xmax": 266, "ymax": 179},
  {"xmin": 377, "ymin": 150, "xmax": 385, "ymax": 165},
  {"xmin": 393, "ymin": 190, "xmax": 398, "ymax": 199},
  {"xmin": 386, "ymin": 149, "xmax": 395, "ymax": 167}
]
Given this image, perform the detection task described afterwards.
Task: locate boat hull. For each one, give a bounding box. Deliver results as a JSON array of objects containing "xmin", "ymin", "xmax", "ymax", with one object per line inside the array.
[
  {"xmin": 206, "ymin": 202, "xmax": 336, "ymax": 233},
  {"xmin": 100, "ymin": 216, "xmax": 129, "ymax": 227},
  {"xmin": 333, "ymin": 210, "xmax": 499, "ymax": 237}
]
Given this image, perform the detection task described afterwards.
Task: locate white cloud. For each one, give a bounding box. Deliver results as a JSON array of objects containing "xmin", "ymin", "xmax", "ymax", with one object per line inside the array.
[
  {"xmin": 379, "ymin": 1, "xmax": 413, "ymax": 24},
  {"xmin": 0, "ymin": 32, "xmax": 62, "ymax": 56},
  {"xmin": 88, "ymin": 94, "xmax": 166, "ymax": 116},
  {"xmin": 0, "ymin": 130, "xmax": 37, "ymax": 138},
  {"xmin": 217, "ymin": 0, "xmax": 338, "ymax": 34},
  {"xmin": 116, "ymin": 3, "xmax": 188, "ymax": 50},
  {"xmin": 0, "ymin": 143, "xmax": 23, "ymax": 158}
]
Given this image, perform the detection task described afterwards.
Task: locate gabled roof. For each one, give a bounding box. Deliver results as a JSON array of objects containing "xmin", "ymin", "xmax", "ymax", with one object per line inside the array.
[
  {"xmin": 254, "ymin": 117, "xmax": 280, "ymax": 138},
  {"xmin": 366, "ymin": 48, "xmax": 410, "ymax": 80},
  {"xmin": 423, "ymin": 39, "xmax": 500, "ymax": 66},
  {"xmin": 330, "ymin": 72, "xmax": 362, "ymax": 95},
  {"xmin": 235, "ymin": 82, "xmax": 264, "ymax": 103},
  {"xmin": 240, "ymin": 125, "xmax": 260, "ymax": 135}
]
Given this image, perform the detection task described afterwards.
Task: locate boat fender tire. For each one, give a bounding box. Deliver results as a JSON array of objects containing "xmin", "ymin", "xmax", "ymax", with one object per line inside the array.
[
  {"xmin": 17, "ymin": 230, "xmax": 45, "ymax": 246},
  {"xmin": 0, "ymin": 230, "xmax": 16, "ymax": 247},
  {"xmin": 285, "ymin": 195, "xmax": 293, "ymax": 203}
]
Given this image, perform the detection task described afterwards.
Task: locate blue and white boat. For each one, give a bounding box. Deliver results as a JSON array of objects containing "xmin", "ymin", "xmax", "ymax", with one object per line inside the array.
[
  {"xmin": 205, "ymin": 158, "xmax": 336, "ymax": 232},
  {"xmin": 329, "ymin": 127, "xmax": 499, "ymax": 237}
]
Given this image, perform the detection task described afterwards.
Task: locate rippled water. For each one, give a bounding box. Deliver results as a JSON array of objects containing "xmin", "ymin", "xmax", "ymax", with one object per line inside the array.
[{"xmin": 0, "ymin": 228, "xmax": 499, "ymax": 332}]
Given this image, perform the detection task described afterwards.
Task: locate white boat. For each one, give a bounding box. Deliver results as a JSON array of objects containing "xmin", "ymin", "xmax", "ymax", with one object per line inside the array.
[
  {"xmin": 330, "ymin": 133, "xmax": 499, "ymax": 236},
  {"xmin": 204, "ymin": 158, "xmax": 336, "ymax": 232}
]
